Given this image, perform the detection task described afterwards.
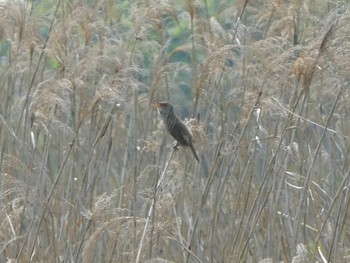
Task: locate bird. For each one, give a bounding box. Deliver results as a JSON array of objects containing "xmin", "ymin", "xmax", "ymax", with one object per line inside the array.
[{"xmin": 155, "ymin": 101, "xmax": 200, "ymax": 162}]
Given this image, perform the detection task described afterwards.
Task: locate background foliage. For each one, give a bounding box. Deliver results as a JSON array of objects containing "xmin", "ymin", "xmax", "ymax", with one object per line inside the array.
[{"xmin": 0, "ymin": 0, "xmax": 350, "ymax": 262}]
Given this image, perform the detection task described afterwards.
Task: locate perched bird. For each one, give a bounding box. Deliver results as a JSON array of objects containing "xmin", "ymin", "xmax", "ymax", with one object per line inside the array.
[{"xmin": 155, "ymin": 101, "xmax": 200, "ymax": 162}]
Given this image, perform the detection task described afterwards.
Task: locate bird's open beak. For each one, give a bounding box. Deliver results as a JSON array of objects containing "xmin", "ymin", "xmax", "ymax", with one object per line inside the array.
[{"xmin": 153, "ymin": 101, "xmax": 162, "ymax": 108}]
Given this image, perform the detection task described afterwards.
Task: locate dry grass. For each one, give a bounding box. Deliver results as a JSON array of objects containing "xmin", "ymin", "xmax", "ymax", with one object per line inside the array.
[{"xmin": 0, "ymin": 0, "xmax": 350, "ymax": 262}]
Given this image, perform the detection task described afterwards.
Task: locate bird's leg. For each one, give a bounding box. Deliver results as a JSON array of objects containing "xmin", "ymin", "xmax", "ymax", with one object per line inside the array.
[{"xmin": 173, "ymin": 142, "xmax": 179, "ymax": 151}]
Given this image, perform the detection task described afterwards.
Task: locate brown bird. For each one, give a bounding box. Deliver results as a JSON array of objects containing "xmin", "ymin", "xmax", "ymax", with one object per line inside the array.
[{"xmin": 155, "ymin": 101, "xmax": 200, "ymax": 162}]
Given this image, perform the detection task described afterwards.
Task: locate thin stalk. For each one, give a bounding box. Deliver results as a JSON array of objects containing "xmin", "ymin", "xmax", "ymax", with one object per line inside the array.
[{"xmin": 135, "ymin": 151, "xmax": 174, "ymax": 263}]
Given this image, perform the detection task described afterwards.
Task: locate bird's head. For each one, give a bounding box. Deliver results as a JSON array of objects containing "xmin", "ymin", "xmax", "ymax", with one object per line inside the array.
[{"xmin": 154, "ymin": 101, "xmax": 174, "ymax": 116}]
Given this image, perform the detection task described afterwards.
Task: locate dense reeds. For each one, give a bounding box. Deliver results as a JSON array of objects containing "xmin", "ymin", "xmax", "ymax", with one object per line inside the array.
[{"xmin": 0, "ymin": 0, "xmax": 350, "ymax": 262}]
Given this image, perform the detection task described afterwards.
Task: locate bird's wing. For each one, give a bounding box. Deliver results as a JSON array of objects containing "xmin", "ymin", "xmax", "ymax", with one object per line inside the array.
[
  {"xmin": 169, "ymin": 120, "xmax": 192, "ymax": 146},
  {"xmin": 169, "ymin": 119, "xmax": 200, "ymax": 162}
]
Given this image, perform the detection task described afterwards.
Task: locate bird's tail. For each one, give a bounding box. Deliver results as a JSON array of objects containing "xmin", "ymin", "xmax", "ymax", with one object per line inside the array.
[{"xmin": 190, "ymin": 143, "xmax": 200, "ymax": 162}]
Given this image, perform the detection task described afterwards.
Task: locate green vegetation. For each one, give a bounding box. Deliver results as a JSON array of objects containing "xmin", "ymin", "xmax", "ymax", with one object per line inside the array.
[{"xmin": 0, "ymin": 0, "xmax": 350, "ymax": 262}]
